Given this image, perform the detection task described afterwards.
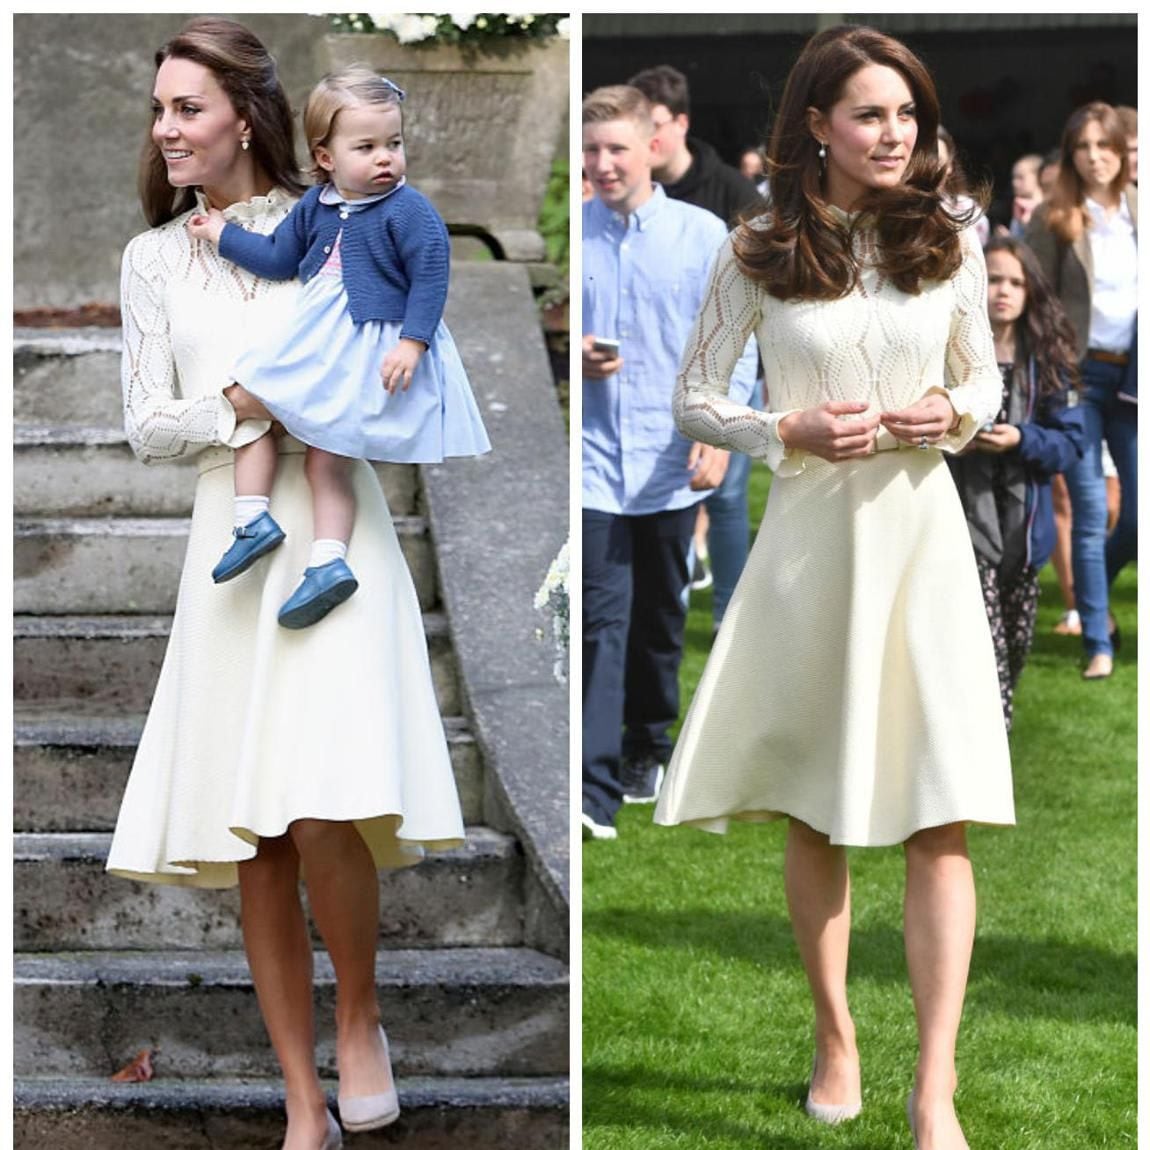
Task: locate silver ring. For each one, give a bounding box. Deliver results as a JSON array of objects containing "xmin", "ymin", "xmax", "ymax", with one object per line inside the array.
[{"xmin": 917, "ymin": 435, "xmax": 928, "ymax": 450}]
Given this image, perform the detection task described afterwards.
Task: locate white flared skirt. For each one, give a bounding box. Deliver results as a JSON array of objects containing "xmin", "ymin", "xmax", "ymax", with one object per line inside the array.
[
  {"xmin": 655, "ymin": 449, "xmax": 1015, "ymax": 847},
  {"xmin": 107, "ymin": 442, "xmax": 465, "ymax": 886}
]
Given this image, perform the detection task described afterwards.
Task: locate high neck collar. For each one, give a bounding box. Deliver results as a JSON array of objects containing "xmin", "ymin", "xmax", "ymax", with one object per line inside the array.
[{"xmin": 194, "ymin": 186, "xmax": 290, "ymax": 223}]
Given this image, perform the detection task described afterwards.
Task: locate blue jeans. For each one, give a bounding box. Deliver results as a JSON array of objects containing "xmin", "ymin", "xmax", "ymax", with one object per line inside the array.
[
  {"xmin": 704, "ymin": 378, "xmax": 761, "ymax": 625},
  {"xmin": 1104, "ymin": 391, "xmax": 1138, "ymax": 587},
  {"xmin": 1064, "ymin": 356, "xmax": 1138, "ymax": 657},
  {"xmin": 704, "ymin": 447, "xmax": 751, "ymax": 625}
]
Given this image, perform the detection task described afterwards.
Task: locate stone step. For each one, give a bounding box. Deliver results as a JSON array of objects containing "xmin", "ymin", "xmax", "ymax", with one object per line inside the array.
[
  {"xmin": 14, "ymin": 829, "xmax": 524, "ymax": 951},
  {"xmin": 14, "ymin": 515, "xmax": 438, "ymax": 614},
  {"xmin": 15, "ymin": 1075, "xmax": 569, "ymax": 1150},
  {"xmin": 13, "ymin": 613, "xmax": 462, "ymax": 717},
  {"xmin": 14, "ymin": 426, "xmax": 422, "ymax": 518},
  {"xmin": 14, "ymin": 327, "xmax": 122, "ymax": 428},
  {"xmin": 15, "ymin": 947, "xmax": 568, "ymax": 1079},
  {"xmin": 14, "ymin": 710, "xmax": 485, "ymax": 830}
]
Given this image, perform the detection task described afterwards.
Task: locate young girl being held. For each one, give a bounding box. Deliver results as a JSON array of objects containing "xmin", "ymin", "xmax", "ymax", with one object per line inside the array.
[
  {"xmin": 189, "ymin": 67, "xmax": 490, "ymax": 628},
  {"xmin": 946, "ymin": 236, "xmax": 1084, "ymax": 728}
]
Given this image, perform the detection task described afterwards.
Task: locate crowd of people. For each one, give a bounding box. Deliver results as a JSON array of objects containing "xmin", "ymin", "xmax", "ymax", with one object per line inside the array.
[{"xmin": 581, "ymin": 27, "xmax": 1135, "ymax": 1150}]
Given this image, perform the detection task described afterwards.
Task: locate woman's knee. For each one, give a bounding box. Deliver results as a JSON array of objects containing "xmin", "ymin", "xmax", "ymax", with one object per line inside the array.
[
  {"xmin": 787, "ymin": 817, "xmax": 840, "ymax": 858},
  {"xmin": 238, "ymin": 832, "xmax": 299, "ymax": 888},
  {"xmin": 287, "ymin": 817, "xmax": 362, "ymax": 860},
  {"xmin": 904, "ymin": 821, "xmax": 969, "ymax": 861}
]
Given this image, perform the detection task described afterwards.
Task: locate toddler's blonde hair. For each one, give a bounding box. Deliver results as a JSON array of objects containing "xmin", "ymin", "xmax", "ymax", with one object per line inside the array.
[{"xmin": 303, "ymin": 65, "xmax": 407, "ymax": 183}]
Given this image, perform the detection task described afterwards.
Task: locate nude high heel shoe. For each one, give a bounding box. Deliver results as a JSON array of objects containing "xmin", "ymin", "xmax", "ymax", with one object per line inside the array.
[
  {"xmin": 907, "ymin": 1092, "xmax": 920, "ymax": 1149},
  {"xmin": 338, "ymin": 1026, "xmax": 401, "ymax": 1132},
  {"xmin": 804, "ymin": 1054, "xmax": 862, "ymax": 1124}
]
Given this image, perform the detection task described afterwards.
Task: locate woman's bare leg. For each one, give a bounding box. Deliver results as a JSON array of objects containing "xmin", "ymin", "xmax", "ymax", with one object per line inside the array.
[
  {"xmin": 784, "ymin": 818, "xmax": 860, "ymax": 1106},
  {"xmin": 1105, "ymin": 475, "xmax": 1120, "ymax": 536},
  {"xmin": 234, "ymin": 432, "xmax": 279, "ymax": 497},
  {"xmin": 904, "ymin": 823, "xmax": 975, "ymax": 1150},
  {"xmin": 289, "ymin": 819, "xmax": 393, "ymax": 1100},
  {"xmin": 304, "ymin": 448, "xmax": 356, "ymax": 544},
  {"xmin": 1050, "ymin": 474, "xmax": 1078, "ymax": 625},
  {"xmin": 238, "ymin": 834, "xmax": 332, "ymax": 1149}
]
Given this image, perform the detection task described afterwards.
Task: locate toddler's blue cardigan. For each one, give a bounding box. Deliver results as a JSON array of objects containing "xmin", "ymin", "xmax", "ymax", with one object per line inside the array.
[{"xmin": 218, "ymin": 183, "xmax": 450, "ymax": 346}]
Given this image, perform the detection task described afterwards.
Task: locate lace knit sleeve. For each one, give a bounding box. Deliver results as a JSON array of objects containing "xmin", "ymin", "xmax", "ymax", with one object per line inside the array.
[
  {"xmin": 673, "ymin": 236, "xmax": 803, "ymax": 474},
  {"xmin": 932, "ymin": 224, "xmax": 1003, "ymax": 453},
  {"xmin": 120, "ymin": 231, "xmax": 237, "ymax": 463}
]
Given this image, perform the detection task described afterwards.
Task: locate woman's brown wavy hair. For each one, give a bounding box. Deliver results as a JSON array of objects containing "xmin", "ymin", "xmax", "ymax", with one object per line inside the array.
[
  {"xmin": 733, "ymin": 24, "xmax": 984, "ymax": 301},
  {"xmin": 1044, "ymin": 102, "xmax": 1129, "ymax": 245},
  {"xmin": 139, "ymin": 16, "xmax": 307, "ymax": 227}
]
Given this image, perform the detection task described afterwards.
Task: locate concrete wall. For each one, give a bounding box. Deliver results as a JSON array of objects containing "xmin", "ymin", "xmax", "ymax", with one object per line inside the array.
[{"xmin": 15, "ymin": 14, "xmax": 338, "ymax": 311}]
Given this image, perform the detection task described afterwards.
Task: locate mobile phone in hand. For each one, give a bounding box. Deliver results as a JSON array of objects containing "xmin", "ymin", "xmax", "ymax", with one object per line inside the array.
[{"xmin": 592, "ymin": 337, "xmax": 621, "ymax": 356}]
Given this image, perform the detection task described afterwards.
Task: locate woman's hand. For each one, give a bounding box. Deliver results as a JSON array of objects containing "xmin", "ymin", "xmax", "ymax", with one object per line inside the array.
[
  {"xmin": 187, "ymin": 208, "xmax": 227, "ymax": 246},
  {"xmin": 223, "ymin": 383, "xmax": 273, "ymax": 422},
  {"xmin": 777, "ymin": 401, "xmax": 880, "ymax": 461},
  {"xmin": 582, "ymin": 334, "xmax": 623, "ymax": 379},
  {"xmin": 880, "ymin": 393, "xmax": 960, "ymax": 448},
  {"xmin": 380, "ymin": 338, "xmax": 425, "ymax": 394},
  {"xmin": 970, "ymin": 423, "xmax": 1022, "ymax": 454}
]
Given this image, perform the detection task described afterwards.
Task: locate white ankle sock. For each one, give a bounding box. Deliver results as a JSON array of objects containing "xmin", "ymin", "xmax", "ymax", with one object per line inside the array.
[
  {"xmin": 234, "ymin": 495, "xmax": 270, "ymax": 529},
  {"xmin": 309, "ymin": 539, "xmax": 349, "ymax": 568}
]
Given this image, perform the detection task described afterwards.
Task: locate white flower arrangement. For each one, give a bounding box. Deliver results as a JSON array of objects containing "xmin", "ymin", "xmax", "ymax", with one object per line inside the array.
[
  {"xmin": 330, "ymin": 12, "xmax": 570, "ymax": 47},
  {"xmin": 534, "ymin": 539, "xmax": 570, "ymax": 684}
]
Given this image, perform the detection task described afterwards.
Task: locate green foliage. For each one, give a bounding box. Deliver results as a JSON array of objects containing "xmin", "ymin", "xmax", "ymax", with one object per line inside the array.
[
  {"xmin": 585, "ymin": 461, "xmax": 1137, "ymax": 1148},
  {"xmin": 329, "ymin": 13, "xmax": 569, "ymax": 48},
  {"xmin": 539, "ymin": 155, "xmax": 570, "ymax": 274}
]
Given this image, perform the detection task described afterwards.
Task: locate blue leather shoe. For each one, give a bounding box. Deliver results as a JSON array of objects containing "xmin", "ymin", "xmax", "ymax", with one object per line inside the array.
[
  {"xmin": 212, "ymin": 511, "xmax": 286, "ymax": 583},
  {"xmin": 278, "ymin": 558, "xmax": 359, "ymax": 629}
]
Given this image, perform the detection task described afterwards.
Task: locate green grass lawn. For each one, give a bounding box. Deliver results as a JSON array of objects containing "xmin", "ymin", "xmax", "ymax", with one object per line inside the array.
[{"xmin": 583, "ymin": 461, "xmax": 1137, "ymax": 1149}]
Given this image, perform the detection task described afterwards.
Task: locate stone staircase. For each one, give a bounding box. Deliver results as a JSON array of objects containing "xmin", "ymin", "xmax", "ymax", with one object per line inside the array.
[{"xmin": 13, "ymin": 328, "xmax": 569, "ymax": 1148}]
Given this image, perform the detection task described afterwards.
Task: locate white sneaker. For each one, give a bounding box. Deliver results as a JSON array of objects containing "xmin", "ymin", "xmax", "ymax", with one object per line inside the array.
[
  {"xmin": 581, "ymin": 812, "xmax": 617, "ymax": 841},
  {"xmin": 689, "ymin": 553, "xmax": 713, "ymax": 591}
]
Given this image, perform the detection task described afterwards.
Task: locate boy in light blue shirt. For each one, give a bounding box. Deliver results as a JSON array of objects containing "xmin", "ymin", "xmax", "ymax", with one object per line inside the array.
[{"xmin": 582, "ymin": 84, "xmax": 757, "ymax": 838}]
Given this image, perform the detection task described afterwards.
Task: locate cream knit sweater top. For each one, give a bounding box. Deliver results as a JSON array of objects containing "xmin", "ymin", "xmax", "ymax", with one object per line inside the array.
[{"xmin": 673, "ymin": 216, "xmax": 1002, "ymax": 475}]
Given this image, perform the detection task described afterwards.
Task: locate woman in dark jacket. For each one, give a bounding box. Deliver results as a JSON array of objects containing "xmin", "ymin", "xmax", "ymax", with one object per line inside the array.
[{"xmin": 948, "ymin": 236, "xmax": 1084, "ymax": 729}]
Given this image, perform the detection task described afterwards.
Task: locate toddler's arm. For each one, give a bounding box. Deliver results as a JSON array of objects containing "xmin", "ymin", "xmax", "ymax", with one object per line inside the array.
[
  {"xmin": 391, "ymin": 193, "xmax": 450, "ymax": 346},
  {"xmin": 213, "ymin": 190, "xmax": 315, "ymax": 281}
]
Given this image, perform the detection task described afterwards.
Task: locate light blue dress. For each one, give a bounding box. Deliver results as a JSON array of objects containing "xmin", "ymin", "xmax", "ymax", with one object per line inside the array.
[{"xmin": 232, "ymin": 183, "xmax": 491, "ymax": 464}]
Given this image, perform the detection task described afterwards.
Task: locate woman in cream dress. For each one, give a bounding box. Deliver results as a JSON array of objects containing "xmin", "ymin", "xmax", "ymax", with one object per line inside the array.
[
  {"xmin": 109, "ymin": 18, "xmax": 462, "ymax": 1150},
  {"xmin": 654, "ymin": 26, "xmax": 1012, "ymax": 1150}
]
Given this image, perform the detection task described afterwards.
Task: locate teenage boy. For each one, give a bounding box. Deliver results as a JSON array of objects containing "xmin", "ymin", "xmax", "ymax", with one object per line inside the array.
[{"xmin": 581, "ymin": 85, "xmax": 757, "ymax": 838}]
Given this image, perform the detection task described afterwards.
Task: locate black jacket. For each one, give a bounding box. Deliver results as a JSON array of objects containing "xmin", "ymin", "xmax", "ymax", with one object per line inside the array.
[
  {"xmin": 947, "ymin": 357, "xmax": 1084, "ymax": 571},
  {"xmin": 659, "ymin": 138, "xmax": 764, "ymax": 228}
]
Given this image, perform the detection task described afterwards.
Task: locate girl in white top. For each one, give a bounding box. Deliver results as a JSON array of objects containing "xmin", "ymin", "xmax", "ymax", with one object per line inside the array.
[{"xmin": 1025, "ymin": 101, "xmax": 1137, "ymax": 681}]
